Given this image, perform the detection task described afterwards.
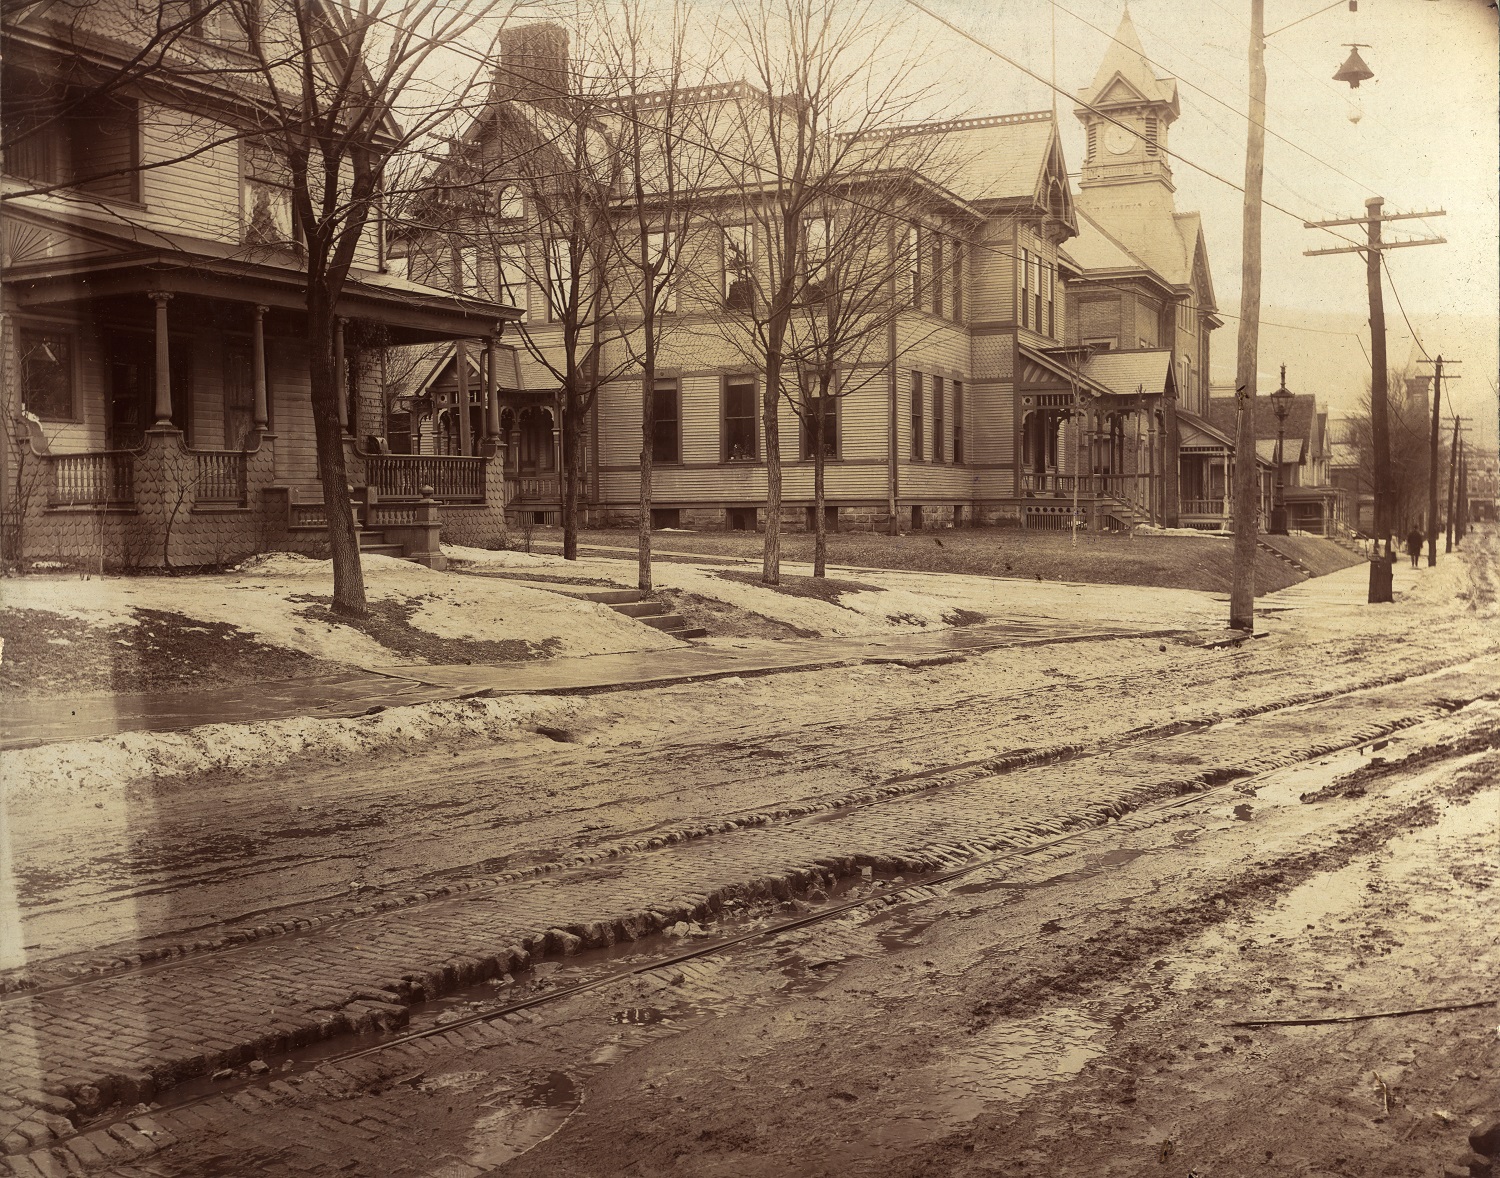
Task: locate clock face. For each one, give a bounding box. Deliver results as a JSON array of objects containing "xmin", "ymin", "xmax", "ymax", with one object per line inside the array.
[{"xmin": 1104, "ymin": 124, "xmax": 1136, "ymax": 156}]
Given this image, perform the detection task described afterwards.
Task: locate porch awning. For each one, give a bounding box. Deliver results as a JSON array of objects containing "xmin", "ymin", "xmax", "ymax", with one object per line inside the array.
[
  {"xmin": 1019, "ymin": 345, "xmax": 1176, "ymax": 402},
  {"xmin": 2, "ymin": 203, "xmax": 521, "ymax": 345},
  {"xmin": 1177, "ymin": 408, "xmax": 1235, "ymax": 454}
]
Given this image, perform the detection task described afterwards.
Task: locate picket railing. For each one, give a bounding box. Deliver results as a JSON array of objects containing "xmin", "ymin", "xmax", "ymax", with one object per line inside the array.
[{"xmin": 194, "ymin": 451, "xmax": 247, "ymax": 504}]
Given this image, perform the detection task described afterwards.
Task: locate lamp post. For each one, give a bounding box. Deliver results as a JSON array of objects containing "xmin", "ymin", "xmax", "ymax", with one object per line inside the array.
[{"xmin": 1269, "ymin": 366, "xmax": 1293, "ymax": 536}]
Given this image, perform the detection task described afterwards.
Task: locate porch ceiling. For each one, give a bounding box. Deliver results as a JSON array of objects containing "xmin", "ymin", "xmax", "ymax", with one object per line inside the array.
[{"xmin": 4, "ymin": 205, "xmax": 520, "ymax": 344}]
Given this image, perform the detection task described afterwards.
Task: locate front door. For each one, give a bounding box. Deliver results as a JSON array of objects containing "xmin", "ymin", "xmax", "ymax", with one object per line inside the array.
[{"xmin": 105, "ymin": 332, "xmax": 192, "ymax": 448}]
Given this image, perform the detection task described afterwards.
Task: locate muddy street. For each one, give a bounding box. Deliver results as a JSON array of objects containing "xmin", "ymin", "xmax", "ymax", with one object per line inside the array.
[{"xmin": 1, "ymin": 534, "xmax": 1497, "ymax": 1177}]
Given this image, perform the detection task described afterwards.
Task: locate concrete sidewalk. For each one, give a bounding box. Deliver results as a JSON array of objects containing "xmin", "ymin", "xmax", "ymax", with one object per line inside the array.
[{"xmin": 0, "ymin": 617, "xmax": 1191, "ymax": 750}]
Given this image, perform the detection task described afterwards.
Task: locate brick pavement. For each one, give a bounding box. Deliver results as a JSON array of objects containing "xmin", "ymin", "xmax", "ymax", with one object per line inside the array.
[{"xmin": 3, "ymin": 657, "xmax": 1495, "ymax": 1161}]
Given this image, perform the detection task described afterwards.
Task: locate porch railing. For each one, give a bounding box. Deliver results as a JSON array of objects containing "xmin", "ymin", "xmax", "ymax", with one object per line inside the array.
[
  {"xmin": 1021, "ymin": 472, "xmax": 1149, "ymax": 507},
  {"xmin": 367, "ymin": 455, "xmax": 486, "ymax": 502},
  {"xmin": 194, "ymin": 451, "xmax": 247, "ymax": 505},
  {"xmin": 49, "ymin": 452, "xmax": 135, "ymax": 507},
  {"xmin": 511, "ymin": 476, "xmax": 560, "ymax": 502},
  {"xmin": 1181, "ymin": 498, "xmax": 1230, "ymax": 517}
]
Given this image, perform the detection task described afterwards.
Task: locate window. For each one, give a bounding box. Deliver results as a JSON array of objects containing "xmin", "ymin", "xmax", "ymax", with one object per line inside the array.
[
  {"xmin": 951, "ymin": 245, "xmax": 963, "ymax": 322},
  {"xmin": 932, "ymin": 375, "xmax": 944, "ymax": 464},
  {"xmin": 646, "ymin": 230, "xmax": 676, "ymax": 313},
  {"xmin": 19, "ymin": 328, "xmax": 74, "ymax": 420},
  {"xmin": 803, "ymin": 216, "xmax": 830, "ymax": 303},
  {"xmin": 930, "ymin": 236, "xmax": 944, "ymax": 318},
  {"xmin": 1083, "ymin": 337, "xmax": 1116, "ymax": 351},
  {"xmin": 497, "ymin": 185, "xmax": 524, "ymax": 221},
  {"xmin": 906, "ymin": 227, "xmax": 921, "ymax": 306},
  {"xmin": 800, "ymin": 383, "xmax": 838, "ymax": 460},
  {"xmin": 723, "ymin": 376, "xmax": 757, "ymax": 461},
  {"xmin": 724, "ymin": 225, "xmax": 754, "ymax": 310},
  {"xmin": 1045, "ymin": 261, "xmax": 1055, "ymax": 337},
  {"xmin": 2, "ymin": 83, "xmax": 139, "ymax": 202},
  {"xmin": 497, "ymin": 242, "xmax": 528, "ymax": 321},
  {"xmin": 1144, "ymin": 114, "xmax": 1160, "ymax": 156},
  {"xmin": 1032, "ymin": 254, "xmax": 1043, "ymax": 334},
  {"xmin": 244, "ymin": 142, "xmax": 296, "ymax": 247},
  {"xmin": 952, "ymin": 380, "xmax": 964, "ymax": 464},
  {"xmin": 652, "ymin": 378, "xmax": 679, "ymax": 464},
  {"xmin": 546, "ymin": 239, "xmax": 573, "ymax": 320},
  {"xmin": 910, "ymin": 371, "xmax": 924, "ymax": 461},
  {"xmin": 1019, "ymin": 250, "xmax": 1030, "ymax": 330},
  {"xmin": 455, "ymin": 246, "xmax": 484, "ymax": 297},
  {"xmin": 163, "ymin": 0, "xmax": 249, "ymax": 46}
]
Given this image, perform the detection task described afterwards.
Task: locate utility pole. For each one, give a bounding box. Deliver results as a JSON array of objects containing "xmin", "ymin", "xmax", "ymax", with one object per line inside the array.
[
  {"xmin": 1305, "ymin": 201, "xmax": 1445, "ymax": 603},
  {"xmin": 1445, "ymin": 415, "xmax": 1465, "ymax": 553},
  {"xmin": 1456, "ymin": 428, "xmax": 1469, "ymax": 544},
  {"xmin": 1418, "ymin": 355, "xmax": 1459, "ymax": 566},
  {"xmin": 1228, "ymin": 0, "xmax": 1267, "ymax": 633}
]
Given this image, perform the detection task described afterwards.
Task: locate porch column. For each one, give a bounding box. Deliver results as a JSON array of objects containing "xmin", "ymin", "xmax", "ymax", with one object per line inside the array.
[
  {"xmin": 486, "ymin": 336, "xmax": 502, "ymax": 439},
  {"xmin": 334, "ymin": 317, "xmax": 348, "ymax": 432},
  {"xmin": 1221, "ymin": 455, "xmax": 1231, "ymax": 519},
  {"xmin": 149, "ymin": 291, "xmax": 173, "ymax": 425},
  {"xmin": 455, "ymin": 340, "xmax": 472, "ymax": 456},
  {"xmin": 1147, "ymin": 411, "xmax": 1158, "ymax": 522},
  {"xmin": 252, "ymin": 305, "xmax": 269, "ymax": 430}
]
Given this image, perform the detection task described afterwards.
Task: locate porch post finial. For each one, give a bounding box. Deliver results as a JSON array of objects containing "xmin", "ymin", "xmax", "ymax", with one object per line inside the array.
[
  {"xmin": 335, "ymin": 317, "xmax": 349, "ymax": 432},
  {"xmin": 149, "ymin": 291, "xmax": 173, "ymax": 426},
  {"xmin": 486, "ymin": 336, "xmax": 502, "ymax": 439},
  {"xmin": 252, "ymin": 305, "xmax": 270, "ymax": 430}
]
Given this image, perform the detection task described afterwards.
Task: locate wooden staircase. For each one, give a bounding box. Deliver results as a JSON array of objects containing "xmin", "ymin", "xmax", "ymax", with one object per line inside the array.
[{"xmin": 1100, "ymin": 494, "xmax": 1153, "ymax": 533}]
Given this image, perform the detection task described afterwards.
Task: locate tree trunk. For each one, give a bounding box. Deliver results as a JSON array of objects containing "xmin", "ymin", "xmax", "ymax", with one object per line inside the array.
[
  {"xmin": 638, "ymin": 369, "xmax": 654, "ymax": 591},
  {"xmin": 308, "ymin": 288, "xmax": 366, "ymax": 615},
  {"xmin": 762, "ymin": 354, "xmax": 782, "ymax": 585},
  {"xmin": 813, "ymin": 398, "xmax": 827, "ymax": 578},
  {"xmin": 561, "ymin": 384, "xmax": 580, "ymax": 560}
]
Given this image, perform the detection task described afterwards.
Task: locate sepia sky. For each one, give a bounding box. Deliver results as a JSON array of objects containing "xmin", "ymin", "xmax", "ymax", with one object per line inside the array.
[{"xmin": 900, "ymin": 0, "xmax": 1499, "ymax": 438}]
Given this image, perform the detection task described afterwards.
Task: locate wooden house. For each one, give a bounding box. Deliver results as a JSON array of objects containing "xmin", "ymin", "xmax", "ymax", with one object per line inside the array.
[{"xmin": 1, "ymin": 0, "xmax": 518, "ymax": 569}]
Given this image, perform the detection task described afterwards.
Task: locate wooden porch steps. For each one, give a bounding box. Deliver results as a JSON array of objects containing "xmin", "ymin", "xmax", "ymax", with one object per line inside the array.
[{"xmin": 358, "ymin": 530, "xmax": 407, "ymax": 559}]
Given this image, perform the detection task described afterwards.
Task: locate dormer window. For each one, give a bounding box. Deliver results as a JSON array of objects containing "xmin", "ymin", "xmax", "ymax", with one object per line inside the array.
[{"xmin": 162, "ymin": 0, "xmax": 250, "ymax": 49}]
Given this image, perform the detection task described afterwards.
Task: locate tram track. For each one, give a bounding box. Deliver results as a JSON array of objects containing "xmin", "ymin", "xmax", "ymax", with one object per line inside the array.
[
  {"xmin": 6, "ymin": 644, "xmax": 1497, "ymax": 1004},
  {"xmin": 18, "ymin": 688, "xmax": 1500, "ymax": 1174}
]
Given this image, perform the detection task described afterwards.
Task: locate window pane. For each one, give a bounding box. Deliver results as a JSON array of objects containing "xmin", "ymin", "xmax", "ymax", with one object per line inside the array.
[
  {"xmin": 724, "ymin": 379, "xmax": 756, "ymax": 460},
  {"xmin": 20, "ymin": 329, "xmax": 73, "ymax": 420},
  {"xmin": 724, "ymin": 226, "xmax": 753, "ymax": 309},
  {"xmin": 933, "ymin": 375, "xmax": 944, "ymax": 464},
  {"xmin": 910, "ymin": 371, "xmax": 923, "ymax": 460},
  {"xmin": 801, "ymin": 394, "xmax": 836, "ymax": 459},
  {"xmin": 652, "ymin": 379, "xmax": 678, "ymax": 463},
  {"xmin": 547, "ymin": 240, "xmax": 572, "ymax": 317},
  {"xmin": 953, "ymin": 380, "xmax": 964, "ymax": 464}
]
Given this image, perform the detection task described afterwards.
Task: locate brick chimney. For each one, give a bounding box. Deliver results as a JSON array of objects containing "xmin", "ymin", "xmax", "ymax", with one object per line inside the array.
[{"xmin": 494, "ymin": 23, "xmax": 569, "ymax": 100}]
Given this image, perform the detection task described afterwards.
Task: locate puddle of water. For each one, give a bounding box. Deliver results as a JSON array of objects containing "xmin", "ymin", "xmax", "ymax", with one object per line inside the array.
[
  {"xmin": 466, "ymin": 1071, "xmax": 580, "ymax": 1168},
  {"xmin": 945, "ymin": 1008, "xmax": 1107, "ymax": 1102}
]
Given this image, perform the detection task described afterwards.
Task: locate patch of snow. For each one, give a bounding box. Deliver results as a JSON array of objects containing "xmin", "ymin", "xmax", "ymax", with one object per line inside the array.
[{"xmin": 1134, "ymin": 525, "xmax": 1231, "ymax": 538}]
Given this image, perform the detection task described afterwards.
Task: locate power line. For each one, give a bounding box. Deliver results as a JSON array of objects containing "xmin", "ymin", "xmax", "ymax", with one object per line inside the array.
[{"xmin": 897, "ymin": 0, "xmax": 1369, "ymax": 252}]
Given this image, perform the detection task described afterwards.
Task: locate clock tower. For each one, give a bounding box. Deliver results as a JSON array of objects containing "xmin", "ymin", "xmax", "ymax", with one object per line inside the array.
[{"xmin": 1074, "ymin": 7, "xmax": 1179, "ymax": 196}]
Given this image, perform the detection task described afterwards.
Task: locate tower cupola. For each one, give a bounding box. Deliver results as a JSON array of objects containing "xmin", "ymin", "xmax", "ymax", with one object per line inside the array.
[{"xmin": 1074, "ymin": 7, "xmax": 1179, "ymax": 192}]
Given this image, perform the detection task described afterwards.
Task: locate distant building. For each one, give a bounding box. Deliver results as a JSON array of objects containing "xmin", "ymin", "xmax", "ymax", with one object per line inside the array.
[{"xmin": 1209, "ymin": 389, "xmax": 1339, "ymax": 535}]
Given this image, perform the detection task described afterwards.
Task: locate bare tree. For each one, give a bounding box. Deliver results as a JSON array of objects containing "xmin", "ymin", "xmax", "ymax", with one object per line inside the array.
[
  {"xmin": 782, "ymin": 168, "xmax": 950, "ymax": 576},
  {"xmin": 236, "ymin": 0, "xmax": 509, "ymax": 612},
  {"xmin": 600, "ymin": 0, "xmax": 723, "ymax": 591},
  {"xmin": 703, "ymin": 0, "xmax": 940, "ymax": 585},
  {"xmin": 3, "ymin": 0, "xmax": 513, "ymax": 612}
]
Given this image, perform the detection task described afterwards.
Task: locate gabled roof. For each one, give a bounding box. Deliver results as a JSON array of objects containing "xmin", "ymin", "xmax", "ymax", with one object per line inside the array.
[
  {"xmin": 1076, "ymin": 8, "xmax": 1179, "ymax": 116},
  {"xmin": 1207, "ymin": 392, "xmax": 1322, "ymax": 449},
  {"xmin": 1080, "ymin": 348, "xmax": 1174, "ymax": 396},
  {"xmin": 916, "ymin": 112, "xmax": 1065, "ymax": 207},
  {"xmin": 1177, "ymin": 407, "xmax": 1235, "ymax": 451}
]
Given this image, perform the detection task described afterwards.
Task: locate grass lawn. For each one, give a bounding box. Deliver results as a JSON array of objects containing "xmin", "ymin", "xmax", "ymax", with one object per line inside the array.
[{"xmin": 563, "ymin": 527, "xmax": 1341, "ymax": 595}]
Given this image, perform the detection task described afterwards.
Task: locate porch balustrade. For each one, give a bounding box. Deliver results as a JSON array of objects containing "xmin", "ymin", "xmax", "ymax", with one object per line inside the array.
[
  {"xmin": 367, "ymin": 455, "xmax": 486, "ymax": 502},
  {"xmin": 1022, "ymin": 471, "xmax": 1149, "ymax": 507},
  {"xmin": 1181, "ymin": 497, "xmax": 1230, "ymax": 517},
  {"xmin": 49, "ymin": 452, "xmax": 135, "ymax": 507},
  {"xmin": 510, "ymin": 476, "xmax": 560, "ymax": 502},
  {"xmin": 194, "ymin": 451, "xmax": 248, "ymax": 504}
]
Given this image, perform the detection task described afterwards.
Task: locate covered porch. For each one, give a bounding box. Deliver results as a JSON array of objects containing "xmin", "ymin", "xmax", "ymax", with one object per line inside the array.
[
  {"xmin": 2, "ymin": 206, "xmax": 519, "ymax": 567},
  {"xmin": 1016, "ymin": 346, "xmax": 1174, "ymax": 532}
]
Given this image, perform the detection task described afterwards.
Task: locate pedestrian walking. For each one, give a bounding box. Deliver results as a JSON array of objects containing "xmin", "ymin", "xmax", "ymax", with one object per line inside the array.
[{"xmin": 1406, "ymin": 526, "xmax": 1424, "ymax": 568}]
